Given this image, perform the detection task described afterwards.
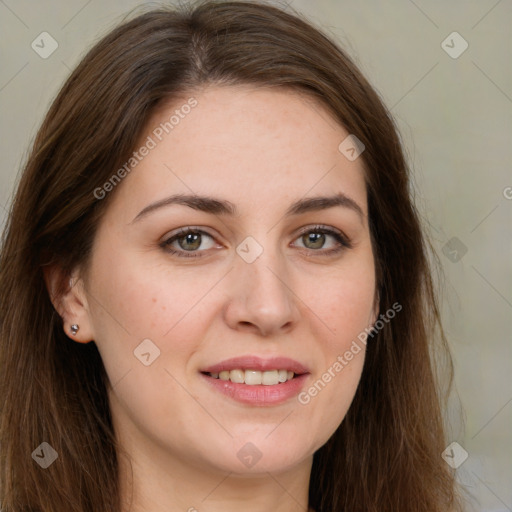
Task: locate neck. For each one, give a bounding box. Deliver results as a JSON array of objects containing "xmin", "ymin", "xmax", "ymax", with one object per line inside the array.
[
  {"xmin": 118, "ymin": 448, "xmax": 313, "ymax": 512},
  {"xmin": 115, "ymin": 422, "xmax": 313, "ymax": 512}
]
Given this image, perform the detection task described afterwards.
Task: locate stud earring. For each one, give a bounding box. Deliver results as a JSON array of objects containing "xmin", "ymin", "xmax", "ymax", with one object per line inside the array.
[{"xmin": 70, "ymin": 324, "xmax": 79, "ymax": 335}]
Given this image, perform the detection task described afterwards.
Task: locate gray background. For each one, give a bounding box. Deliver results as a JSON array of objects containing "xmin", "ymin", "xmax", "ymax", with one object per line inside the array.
[{"xmin": 0, "ymin": 1, "xmax": 511, "ymax": 510}]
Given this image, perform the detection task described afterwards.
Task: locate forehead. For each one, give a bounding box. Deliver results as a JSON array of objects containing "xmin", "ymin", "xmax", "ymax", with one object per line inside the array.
[{"xmin": 108, "ymin": 85, "xmax": 368, "ymax": 220}]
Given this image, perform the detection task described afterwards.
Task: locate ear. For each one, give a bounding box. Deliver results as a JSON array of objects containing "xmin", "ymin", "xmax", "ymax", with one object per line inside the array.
[{"xmin": 43, "ymin": 264, "xmax": 95, "ymax": 343}]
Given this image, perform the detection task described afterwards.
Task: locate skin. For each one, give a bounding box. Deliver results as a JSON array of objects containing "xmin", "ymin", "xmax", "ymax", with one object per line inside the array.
[{"xmin": 49, "ymin": 85, "xmax": 378, "ymax": 512}]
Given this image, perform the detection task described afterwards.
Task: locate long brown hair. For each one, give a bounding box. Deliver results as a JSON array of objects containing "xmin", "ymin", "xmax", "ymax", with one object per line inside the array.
[{"xmin": 0, "ymin": 1, "xmax": 465, "ymax": 510}]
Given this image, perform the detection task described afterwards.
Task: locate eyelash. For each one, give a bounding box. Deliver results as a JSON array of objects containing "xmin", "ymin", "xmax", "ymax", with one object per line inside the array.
[{"xmin": 160, "ymin": 225, "xmax": 352, "ymax": 259}]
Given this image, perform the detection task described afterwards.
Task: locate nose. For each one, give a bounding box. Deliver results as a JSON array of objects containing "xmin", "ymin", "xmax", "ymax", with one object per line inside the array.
[{"xmin": 223, "ymin": 246, "xmax": 301, "ymax": 337}]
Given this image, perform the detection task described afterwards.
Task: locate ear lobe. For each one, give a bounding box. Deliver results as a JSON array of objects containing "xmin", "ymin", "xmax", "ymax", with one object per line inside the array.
[{"xmin": 42, "ymin": 264, "xmax": 94, "ymax": 343}]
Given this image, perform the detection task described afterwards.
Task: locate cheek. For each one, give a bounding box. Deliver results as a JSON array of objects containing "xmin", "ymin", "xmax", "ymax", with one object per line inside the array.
[
  {"xmin": 293, "ymin": 253, "xmax": 374, "ymax": 440},
  {"xmin": 86, "ymin": 249, "xmax": 207, "ymax": 436},
  {"xmin": 313, "ymin": 252, "xmax": 376, "ymax": 341},
  {"xmin": 88, "ymin": 242, "xmax": 195, "ymax": 337},
  {"xmin": 86, "ymin": 243, "xmax": 223, "ymax": 388}
]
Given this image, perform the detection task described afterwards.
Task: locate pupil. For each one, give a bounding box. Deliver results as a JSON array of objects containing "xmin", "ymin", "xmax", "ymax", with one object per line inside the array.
[
  {"xmin": 180, "ymin": 233, "xmax": 200, "ymax": 251},
  {"xmin": 305, "ymin": 232, "xmax": 324, "ymax": 249}
]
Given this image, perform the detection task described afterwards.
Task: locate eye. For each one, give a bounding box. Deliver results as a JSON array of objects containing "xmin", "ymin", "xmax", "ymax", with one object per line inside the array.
[
  {"xmin": 292, "ymin": 225, "xmax": 352, "ymax": 255},
  {"xmin": 160, "ymin": 225, "xmax": 352, "ymax": 258},
  {"xmin": 160, "ymin": 227, "xmax": 217, "ymax": 258}
]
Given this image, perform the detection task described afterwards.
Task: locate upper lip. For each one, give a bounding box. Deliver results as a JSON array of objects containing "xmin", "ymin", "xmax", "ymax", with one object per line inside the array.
[{"xmin": 201, "ymin": 356, "xmax": 310, "ymax": 375}]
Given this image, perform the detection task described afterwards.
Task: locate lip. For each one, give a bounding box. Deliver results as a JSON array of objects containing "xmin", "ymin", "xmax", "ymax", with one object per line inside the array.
[
  {"xmin": 200, "ymin": 355, "xmax": 310, "ymax": 374},
  {"xmin": 199, "ymin": 355, "xmax": 310, "ymax": 406},
  {"xmin": 200, "ymin": 373, "xmax": 309, "ymax": 406}
]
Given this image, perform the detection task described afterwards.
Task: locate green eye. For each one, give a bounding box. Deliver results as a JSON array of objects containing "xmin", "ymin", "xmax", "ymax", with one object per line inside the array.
[
  {"xmin": 161, "ymin": 228, "xmax": 215, "ymax": 257},
  {"xmin": 293, "ymin": 225, "xmax": 352, "ymax": 255},
  {"xmin": 161, "ymin": 225, "xmax": 352, "ymax": 258}
]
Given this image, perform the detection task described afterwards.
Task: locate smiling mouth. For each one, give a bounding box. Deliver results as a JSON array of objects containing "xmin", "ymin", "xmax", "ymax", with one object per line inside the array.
[{"xmin": 202, "ymin": 369, "xmax": 297, "ymax": 385}]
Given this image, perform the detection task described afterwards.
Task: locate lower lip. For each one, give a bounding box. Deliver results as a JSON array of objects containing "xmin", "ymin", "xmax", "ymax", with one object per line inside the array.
[{"xmin": 200, "ymin": 373, "xmax": 309, "ymax": 406}]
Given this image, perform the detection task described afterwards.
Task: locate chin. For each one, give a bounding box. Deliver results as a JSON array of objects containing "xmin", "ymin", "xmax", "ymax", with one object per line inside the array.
[{"xmin": 201, "ymin": 431, "xmax": 315, "ymax": 475}]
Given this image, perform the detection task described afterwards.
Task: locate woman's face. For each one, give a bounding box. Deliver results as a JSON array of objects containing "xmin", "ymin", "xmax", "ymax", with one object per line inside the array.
[{"xmin": 79, "ymin": 85, "xmax": 377, "ymax": 476}]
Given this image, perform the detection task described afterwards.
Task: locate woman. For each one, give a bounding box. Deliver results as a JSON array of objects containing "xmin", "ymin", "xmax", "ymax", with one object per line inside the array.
[{"xmin": 0, "ymin": 1, "xmax": 466, "ymax": 511}]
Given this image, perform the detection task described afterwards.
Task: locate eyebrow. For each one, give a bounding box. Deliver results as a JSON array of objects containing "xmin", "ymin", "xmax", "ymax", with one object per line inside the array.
[{"xmin": 131, "ymin": 192, "xmax": 364, "ymax": 223}]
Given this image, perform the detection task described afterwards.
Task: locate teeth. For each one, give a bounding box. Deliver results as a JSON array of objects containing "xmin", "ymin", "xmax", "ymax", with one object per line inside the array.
[
  {"xmin": 262, "ymin": 370, "xmax": 279, "ymax": 385},
  {"xmin": 245, "ymin": 370, "xmax": 262, "ymax": 385},
  {"xmin": 208, "ymin": 369, "xmax": 296, "ymax": 385},
  {"xmin": 230, "ymin": 369, "xmax": 245, "ymax": 384}
]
